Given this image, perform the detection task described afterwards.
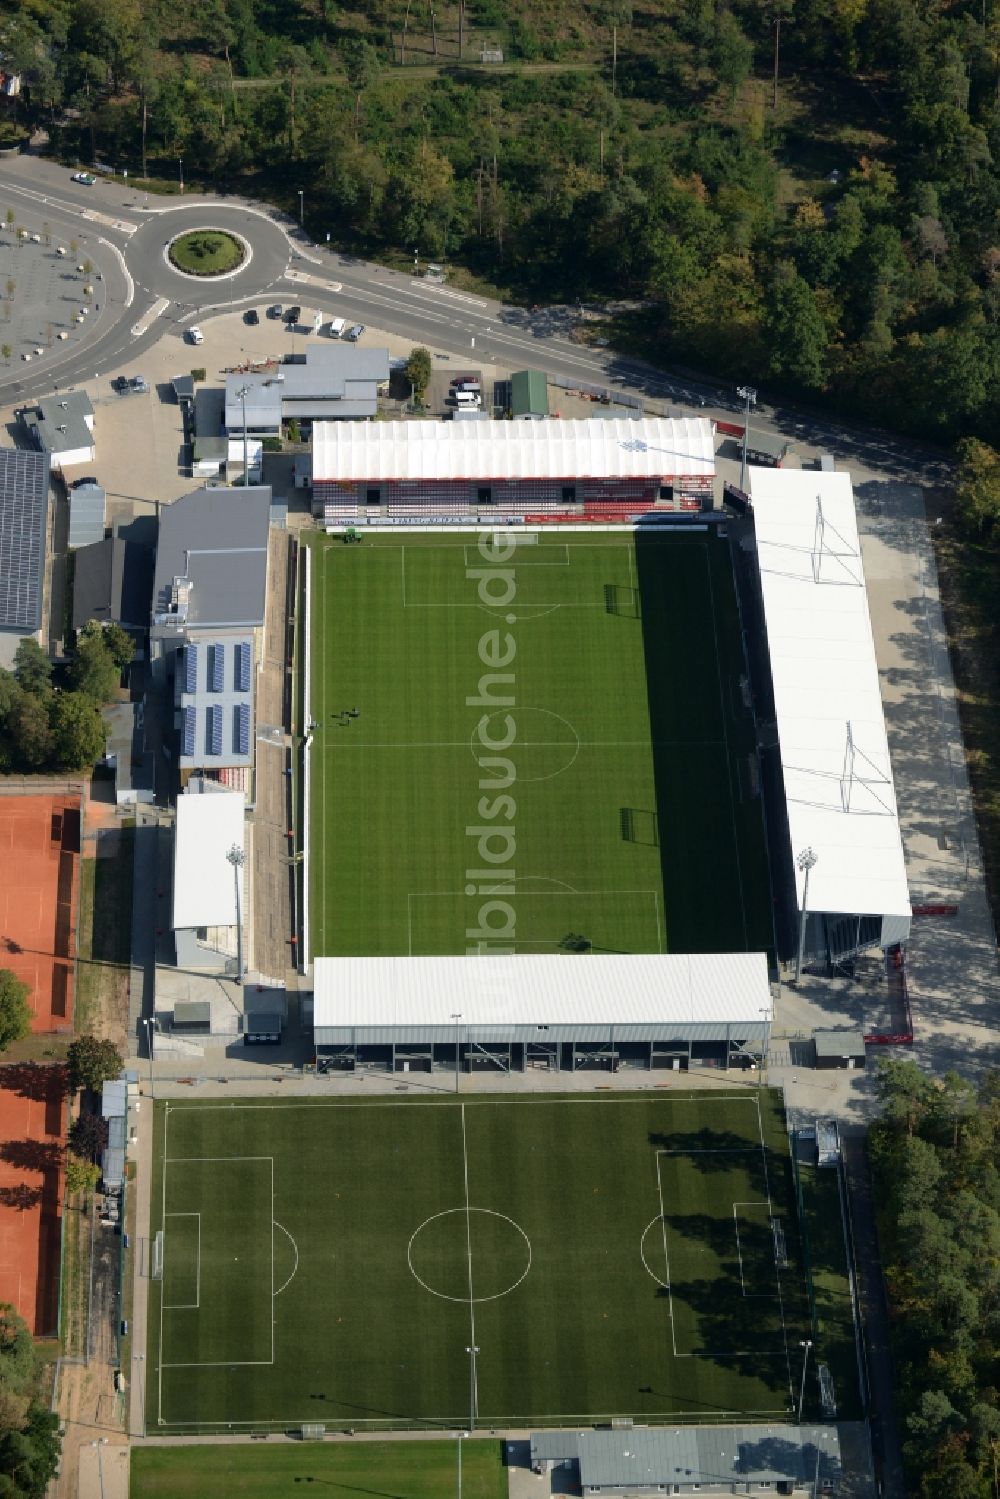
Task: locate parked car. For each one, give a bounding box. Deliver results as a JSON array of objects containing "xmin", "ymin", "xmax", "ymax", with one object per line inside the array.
[
  {"xmin": 187, "ymin": 326, "xmax": 204, "ymax": 345},
  {"xmin": 267, "ymin": 304, "xmax": 283, "ymax": 319},
  {"xmin": 111, "ymin": 375, "xmax": 129, "ymax": 393},
  {"xmin": 70, "ymin": 171, "xmax": 97, "ymax": 185},
  {"xmin": 244, "ymin": 308, "xmax": 260, "ymax": 326},
  {"xmin": 345, "ymin": 323, "xmax": 365, "ymax": 342},
  {"xmin": 285, "ymin": 305, "xmax": 302, "ymax": 325},
  {"xmin": 128, "ymin": 375, "xmax": 148, "ymax": 393}
]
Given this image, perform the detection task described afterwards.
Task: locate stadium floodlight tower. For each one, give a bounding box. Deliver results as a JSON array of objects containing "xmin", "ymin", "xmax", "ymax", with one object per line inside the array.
[
  {"xmin": 798, "ymin": 1338, "xmax": 813, "ymax": 1422},
  {"xmin": 233, "ymin": 383, "xmax": 251, "ymax": 488},
  {"xmin": 226, "ymin": 843, "xmax": 245, "ymax": 985},
  {"xmin": 794, "ymin": 846, "xmax": 818, "ymax": 984},
  {"xmin": 737, "ymin": 385, "xmax": 757, "ymax": 489}
]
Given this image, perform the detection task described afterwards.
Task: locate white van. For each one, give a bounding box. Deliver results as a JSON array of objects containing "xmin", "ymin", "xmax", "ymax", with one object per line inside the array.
[
  {"xmin": 454, "ymin": 379, "xmax": 481, "ymax": 393},
  {"xmin": 454, "ymin": 389, "xmax": 481, "ymax": 406},
  {"xmin": 325, "ymin": 317, "xmax": 347, "ymax": 339}
]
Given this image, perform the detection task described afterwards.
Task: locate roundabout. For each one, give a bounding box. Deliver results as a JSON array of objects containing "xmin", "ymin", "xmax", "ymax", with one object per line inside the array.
[
  {"xmin": 407, "ymin": 1207, "xmax": 532, "ymax": 1303},
  {"xmin": 166, "ymin": 227, "xmax": 248, "ymax": 278}
]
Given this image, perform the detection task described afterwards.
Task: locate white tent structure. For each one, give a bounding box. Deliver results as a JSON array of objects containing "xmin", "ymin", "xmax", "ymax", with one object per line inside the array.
[
  {"xmin": 747, "ymin": 469, "xmax": 910, "ymax": 967},
  {"xmin": 172, "ymin": 783, "xmax": 246, "ymax": 972}
]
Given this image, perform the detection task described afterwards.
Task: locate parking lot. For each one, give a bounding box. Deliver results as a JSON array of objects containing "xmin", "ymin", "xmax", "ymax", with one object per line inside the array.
[{"xmin": 0, "ymin": 222, "xmax": 113, "ymax": 364}]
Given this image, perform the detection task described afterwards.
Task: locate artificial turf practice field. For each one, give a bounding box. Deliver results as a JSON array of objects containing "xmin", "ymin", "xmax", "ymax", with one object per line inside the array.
[
  {"xmin": 146, "ymin": 1091, "xmax": 823, "ymax": 1432},
  {"xmin": 306, "ymin": 530, "xmax": 773, "ymax": 959}
]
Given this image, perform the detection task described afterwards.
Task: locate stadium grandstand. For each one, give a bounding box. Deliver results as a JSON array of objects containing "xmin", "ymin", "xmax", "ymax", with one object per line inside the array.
[{"xmin": 310, "ymin": 415, "xmax": 715, "ymax": 525}]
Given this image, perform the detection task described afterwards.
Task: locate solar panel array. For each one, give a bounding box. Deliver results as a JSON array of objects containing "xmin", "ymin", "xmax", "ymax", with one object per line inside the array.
[
  {"xmin": 207, "ymin": 704, "xmax": 223, "ymax": 757},
  {"xmin": 236, "ymin": 640, "xmax": 251, "ymax": 692},
  {"xmin": 183, "ymin": 644, "xmax": 198, "ymax": 694},
  {"xmin": 235, "ymin": 702, "xmax": 251, "ymax": 757},
  {"xmin": 181, "ymin": 706, "xmax": 197, "ymax": 757},
  {"xmin": 209, "ymin": 643, "xmax": 224, "ymax": 693},
  {"xmin": 0, "ymin": 450, "xmax": 49, "ymax": 631}
]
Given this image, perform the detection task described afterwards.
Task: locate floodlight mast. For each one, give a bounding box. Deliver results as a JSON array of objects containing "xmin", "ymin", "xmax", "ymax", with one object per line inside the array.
[
  {"xmin": 794, "ymin": 847, "xmax": 818, "ymax": 984},
  {"xmin": 226, "ymin": 844, "xmax": 246, "ymax": 985},
  {"xmin": 737, "ymin": 385, "xmax": 757, "ymax": 490}
]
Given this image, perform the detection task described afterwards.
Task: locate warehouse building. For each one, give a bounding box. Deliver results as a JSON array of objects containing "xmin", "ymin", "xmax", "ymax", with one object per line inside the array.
[
  {"xmin": 311, "ymin": 952, "xmax": 772, "ymax": 1075},
  {"xmin": 529, "ymin": 1424, "xmax": 841, "ymax": 1496},
  {"xmin": 20, "ymin": 390, "xmax": 95, "ymax": 472},
  {"xmin": 311, "ymin": 416, "xmax": 715, "ymax": 525},
  {"xmin": 744, "ymin": 469, "xmax": 910, "ymax": 971},
  {"xmin": 225, "ymin": 346, "xmax": 390, "ymax": 437}
]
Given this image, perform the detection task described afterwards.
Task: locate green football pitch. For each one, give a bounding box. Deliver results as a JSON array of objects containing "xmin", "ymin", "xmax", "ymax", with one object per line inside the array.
[
  {"xmin": 305, "ymin": 530, "xmax": 773, "ymax": 960},
  {"xmin": 146, "ymin": 1091, "xmax": 821, "ymax": 1433}
]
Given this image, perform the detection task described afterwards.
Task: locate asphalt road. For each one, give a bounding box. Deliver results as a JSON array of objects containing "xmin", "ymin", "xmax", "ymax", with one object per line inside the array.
[{"xmin": 0, "ymin": 152, "xmax": 954, "ymax": 488}]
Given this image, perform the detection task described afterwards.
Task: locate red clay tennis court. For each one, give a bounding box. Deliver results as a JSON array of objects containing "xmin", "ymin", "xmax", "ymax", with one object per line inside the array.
[
  {"xmin": 0, "ymin": 1064, "xmax": 65, "ymax": 1334},
  {"xmin": 0, "ymin": 794, "xmax": 81, "ymax": 1031}
]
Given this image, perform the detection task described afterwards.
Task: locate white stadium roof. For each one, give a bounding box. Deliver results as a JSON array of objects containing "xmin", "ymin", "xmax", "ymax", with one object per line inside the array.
[
  {"xmin": 748, "ymin": 468, "xmax": 910, "ymax": 926},
  {"xmin": 172, "ymin": 786, "xmax": 245, "ymax": 930},
  {"xmin": 312, "ymin": 416, "xmax": 715, "ymax": 483},
  {"xmin": 312, "ymin": 952, "xmax": 771, "ymax": 1032}
]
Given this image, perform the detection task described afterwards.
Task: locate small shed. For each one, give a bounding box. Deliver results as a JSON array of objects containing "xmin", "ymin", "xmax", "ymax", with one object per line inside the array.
[
  {"xmin": 102, "ymin": 1114, "xmax": 126, "ymax": 1190},
  {"xmin": 816, "ymin": 1117, "xmax": 841, "ymax": 1167},
  {"xmin": 193, "ymin": 435, "xmax": 227, "ymax": 478},
  {"xmin": 68, "ymin": 483, "xmax": 105, "ymax": 549},
  {"xmin": 510, "ymin": 369, "xmax": 549, "ymax": 421},
  {"xmin": 744, "ymin": 429, "xmax": 788, "ymax": 467},
  {"xmin": 172, "ymin": 375, "xmax": 195, "ymax": 409},
  {"xmin": 814, "ymin": 1029, "xmax": 866, "ymax": 1070},
  {"xmin": 172, "ymin": 1000, "xmax": 212, "ymax": 1033}
]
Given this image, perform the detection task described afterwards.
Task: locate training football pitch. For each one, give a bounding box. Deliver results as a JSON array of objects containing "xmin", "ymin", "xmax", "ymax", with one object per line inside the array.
[
  {"xmin": 306, "ymin": 530, "xmax": 772, "ymax": 959},
  {"xmin": 146, "ymin": 1091, "xmax": 821, "ymax": 1433}
]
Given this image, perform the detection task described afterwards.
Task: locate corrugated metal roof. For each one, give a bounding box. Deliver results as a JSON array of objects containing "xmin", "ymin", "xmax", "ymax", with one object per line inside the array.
[
  {"xmin": 748, "ymin": 470, "xmax": 910, "ymax": 925},
  {"xmin": 101, "ymin": 1078, "xmax": 127, "ymax": 1118},
  {"xmin": 312, "ymin": 952, "xmax": 771, "ymax": 1031},
  {"xmin": 814, "ymin": 1028, "xmax": 865, "ymax": 1057},
  {"xmin": 510, "ymin": 369, "xmax": 549, "ymax": 417},
  {"xmin": 68, "ymin": 484, "xmax": 105, "ymax": 548},
  {"xmin": 530, "ymin": 1425, "xmax": 841, "ymax": 1488},
  {"xmin": 312, "ymin": 416, "xmax": 715, "ymax": 482},
  {"xmin": 172, "ymin": 784, "xmax": 245, "ymax": 930}
]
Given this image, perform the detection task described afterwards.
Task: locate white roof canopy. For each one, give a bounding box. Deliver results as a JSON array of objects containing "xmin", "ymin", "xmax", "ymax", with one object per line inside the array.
[
  {"xmin": 312, "ymin": 416, "xmax": 715, "ymax": 483},
  {"xmin": 312, "ymin": 952, "xmax": 771, "ymax": 1031},
  {"xmin": 748, "ymin": 469, "xmax": 910, "ymax": 921},
  {"xmin": 172, "ymin": 786, "xmax": 245, "ymax": 930}
]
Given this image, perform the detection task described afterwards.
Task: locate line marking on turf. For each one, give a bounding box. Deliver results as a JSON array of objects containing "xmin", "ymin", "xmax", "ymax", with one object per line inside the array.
[
  {"xmin": 703, "ymin": 549, "xmax": 750, "ymax": 951},
  {"xmin": 654, "ymin": 1154, "xmax": 679, "ymax": 1359},
  {"xmin": 157, "ymin": 1102, "xmax": 169, "ymax": 1426},
  {"xmin": 162, "ymin": 1213, "xmax": 201, "ymax": 1310},
  {"xmin": 733, "ymin": 1204, "xmax": 746, "ymax": 1295},
  {"xmin": 273, "ymin": 1222, "xmax": 300, "ymax": 1296},
  {"xmin": 157, "ymin": 1094, "xmax": 761, "ymax": 1115},
  {"xmin": 318, "ymin": 740, "xmax": 724, "ymax": 750},
  {"xmin": 754, "ymin": 1093, "xmax": 793, "ymax": 1402},
  {"xmin": 460, "ymin": 1104, "xmax": 479, "ymax": 1421}
]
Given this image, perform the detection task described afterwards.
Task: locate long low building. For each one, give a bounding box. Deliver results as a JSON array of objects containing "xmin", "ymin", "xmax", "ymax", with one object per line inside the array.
[
  {"xmin": 225, "ymin": 345, "xmax": 390, "ymax": 435},
  {"xmin": 311, "ymin": 952, "xmax": 771, "ymax": 1074},
  {"xmin": 745, "ymin": 469, "xmax": 910, "ymax": 969},
  {"xmin": 311, "ymin": 416, "xmax": 716, "ymax": 524}
]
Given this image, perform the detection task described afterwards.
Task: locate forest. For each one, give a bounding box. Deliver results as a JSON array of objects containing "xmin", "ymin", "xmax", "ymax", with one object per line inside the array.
[
  {"xmin": 871, "ymin": 1059, "xmax": 1000, "ymax": 1499},
  {"xmin": 1, "ymin": 0, "xmax": 1000, "ymax": 440}
]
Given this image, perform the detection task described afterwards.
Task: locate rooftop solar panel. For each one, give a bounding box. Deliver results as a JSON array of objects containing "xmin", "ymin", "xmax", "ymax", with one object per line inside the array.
[
  {"xmin": 183, "ymin": 644, "xmax": 198, "ymax": 694},
  {"xmin": 0, "ymin": 450, "xmax": 50, "ymax": 632},
  {"xmin": 207, "ymin": 704, "xmax": 223, "ymax": 757},
  {"xmin": 181, "ymin": 706, "xmax": 196, "ymax": 757},
  {"xmin": 236, "ymin": 640, "xmax": 251, "ymax": 692},
  {"xmin": 235, "ymin": 702, "xmax": 250, "ymax": 757},
  {"xmin": 209, "ymin": 643, "xmax": 224, "ymax": 693}
]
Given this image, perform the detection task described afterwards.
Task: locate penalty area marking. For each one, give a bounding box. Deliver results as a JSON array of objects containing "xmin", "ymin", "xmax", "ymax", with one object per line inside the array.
[{"xmin": 273, "ymin": 1221, "xmax": 300, "ymax": 1297}]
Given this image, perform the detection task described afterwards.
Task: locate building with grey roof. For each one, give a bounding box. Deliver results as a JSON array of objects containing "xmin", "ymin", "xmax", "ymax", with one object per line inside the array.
[
  {"xmin": 0, "ymin": 448, "xmax": 49, "ymax": 635},
  {"xmin": 530, "ymin": 1425, "xmax": 841, "ymax": 1495},
  {"xmin": 67, "ymin": 482, "xmax": 105, "ymax": 548},
  {"xmin": 225, "ymin": 345, "xmax": 390, "ymax": 435},
  {"xmin": 176, "ymin": 634, "xmax": 255, "ymax": 778},
  {"xmin": 150, "ymin": 486, "xmax": 270, "ymax": 645},
  {"xmin": 72, "ymin": 532, "xmax": 155, "ymax": 639},
  {"xmin": 20, "ymin": 390, "xmax": 95, "ymax": 470},
  {"xmin": 102, "ymin": 699, "xmax": 155, "ymax": 805}
]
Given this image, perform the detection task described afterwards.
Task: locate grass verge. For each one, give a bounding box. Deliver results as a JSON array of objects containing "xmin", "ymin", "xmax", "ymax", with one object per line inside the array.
[
  {"xmin": 131, "ymin": 1438, "xmax": 507, "ymax": 1498},
  {"xmin": 75, "ymin": 828, "xmax": 135, "ymax": 1038},
  {"xmin": 167, "ymin": 229, "xmax": 245, "ymax": 275}
]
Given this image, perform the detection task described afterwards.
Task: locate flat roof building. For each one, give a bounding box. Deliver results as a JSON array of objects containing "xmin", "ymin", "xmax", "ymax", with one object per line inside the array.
[
  {"xmin": 151, "ymin": 486, "xmax": 270, "ymax": 644},
  {"xmin": 67, "ymin": 482, "xmax": 105, "ymax": 549},
  {"xmin": 20, "ymin": 390, "xmax": 95, "ymax": 470},
  {"xmin": 176, "ymin": 635, "xmax": 255, "ymax": 777},
  {"xmin": 0, "ymin": 448, "xmax": 50, "ymax": 635},
  {"xmin": 72, "ymin": 533, "xmax": 155, "ymax": 637},
  {"xmin": 510, "ymin": 368, "xmax": 549, "ymax": 420},
  {"xmin": 225, "ymin": 346, "xmax": 390, "ymax": 435},
  {"xmin": 172, "ymin": 781, "xmax": 246, "ymax": 973}
]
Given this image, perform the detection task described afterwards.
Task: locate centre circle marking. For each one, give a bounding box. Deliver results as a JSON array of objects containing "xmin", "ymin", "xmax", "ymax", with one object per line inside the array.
[
  {"xmin": 470, "ymin": 707, "xmax": 580, "ymax": 783},
  {"xmin": 639, "ymin": 1215, "xmax": 671, "ymax": 1291},
  {"xmin": 407, "ymin": 1208, "xmax": 532, "ymax": 1302}
]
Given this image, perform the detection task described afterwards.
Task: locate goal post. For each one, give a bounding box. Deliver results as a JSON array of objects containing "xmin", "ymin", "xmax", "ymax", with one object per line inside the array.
[{"xmin": 151, "ymin": 1230, "xmax": 164, "ymax": 1281}]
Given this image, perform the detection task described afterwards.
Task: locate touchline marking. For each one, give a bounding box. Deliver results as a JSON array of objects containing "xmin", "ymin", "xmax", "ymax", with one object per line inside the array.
[
  {"xmin": 158, "ymin": 1094, "xmax": 758, "ymax": 1115},
  {"xmin": 460, "ymin": 1104, "xmax": 479, "ymax": 1422},
  {"xmin": 703, "ymin": 549, "xmax": 750, "ymax": 951},
  {"xmin": 654, "ymin": 1154, "xmax": 678, "ymax": 1359},
  {"xmin": 157, "ymin": 1102, "xmax": 169, "ymax": 1425}
]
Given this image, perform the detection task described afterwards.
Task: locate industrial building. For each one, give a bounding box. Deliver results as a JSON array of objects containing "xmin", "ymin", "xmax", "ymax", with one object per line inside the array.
[
  {"xmin": 310, "ymin": 416, "xmax": 715, "ymax": 525},
  {"xmin": 311, "ymin": 953, "xmax": 772, "ymax": 1075},
  {"xmin": 71, "ymin": 526, "xmax": 155, "ymax": 641},
  {"xmin": 67, "ymin": 481, "xmax": 105, "ymax": 549},
  {"xmin": 225, "ymin": 345, "xmax": 390, "ymax": 436},
  {"xmin": 0, "ymin": 448, "xmax": 50, "ymax": 636},
  {"xmin": 20, "ymin": 390, "xmax": 95, "ymax": 471},
  {"xmin": 744, "ymin": 469, "xmax": 910, "ymax": 971},
  {"xmin": 529, "ymin": 1425, "xmax": 841, "ymax": 1496}
]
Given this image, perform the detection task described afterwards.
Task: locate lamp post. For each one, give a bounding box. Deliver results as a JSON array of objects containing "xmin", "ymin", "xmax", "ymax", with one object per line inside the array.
[
  {"xmin": 234, "ymin": 382, "xmax": 250, "ymax": 485},
  {"xmin": 759, "ymin": 1004, "xmax": 771, "ymax": 1087},
  {"xmin": 413, "ymin": 246, "xmax": 418, "ymax": 274},
  {"xmin": 452, "ymin": 1011, "xmax": 462, "ymax": 1092},
  {"xmin": 797, "ymin": 1338, "xmax": 813, "ymax": 1422},
  {"xmin": 298, "ymin": 189, "xmax": 305, "ymax": 226},
  {"xmin": 466, "ymin": 1345, "xmax": 479, "ymax": 1430},
  {"xmin": 794, "ymin": 846, "xmax": 818, "ymax": 984},
  {"xmin": 226, "ymin": 844, "xmax": 245, "ymax": 985},
  {"xmin": 456, "ymin": 1430, "xmax": 469, "ymax": 1499},
  {"xmin": 737, "ymin": 384, "xmax": 757, "ymax": 490},
  {"xmin": 142, "ymin": 1016, "xmax": 154, "ymax": 1096},
  {"xmin": 178, "ymin": 158, "xmax": 184, "ymax": 194}
]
